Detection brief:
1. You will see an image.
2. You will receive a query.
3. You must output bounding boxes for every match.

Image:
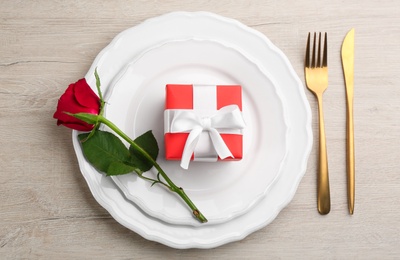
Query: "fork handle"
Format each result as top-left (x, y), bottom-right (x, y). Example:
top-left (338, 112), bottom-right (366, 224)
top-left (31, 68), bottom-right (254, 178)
top-left (317, 95), bottom-right (331, 215)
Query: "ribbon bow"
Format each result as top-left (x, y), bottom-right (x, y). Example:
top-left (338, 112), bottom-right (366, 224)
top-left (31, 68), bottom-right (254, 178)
top-left (170, 105), bottom-right (246, 169)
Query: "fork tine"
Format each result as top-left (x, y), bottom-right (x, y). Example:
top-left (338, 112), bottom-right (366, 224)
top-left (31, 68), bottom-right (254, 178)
top-left (323, 32), bottom-right (328, 67)
top-left (311, 32), bottom-right (316, 68)
top-left (317, 32), bottom-right (322, 67)
top-left (305, 32), bottom-right (310, 67)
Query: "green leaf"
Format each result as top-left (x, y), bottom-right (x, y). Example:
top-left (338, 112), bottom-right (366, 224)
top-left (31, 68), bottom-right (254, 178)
top-left (79, 130), bottom-right (135, 176)
top-left (107, 161), bottom-right (137, 175)
top-left (129, 130), bottom-right (159, 172)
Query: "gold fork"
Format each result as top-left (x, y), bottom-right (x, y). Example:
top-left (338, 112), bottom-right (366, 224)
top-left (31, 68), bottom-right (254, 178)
top-left (305, 32), bottom-right (330, 215)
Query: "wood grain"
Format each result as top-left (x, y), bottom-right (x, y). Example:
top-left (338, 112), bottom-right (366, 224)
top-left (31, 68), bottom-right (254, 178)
top-left (1, 0), bottom-right (399, 258)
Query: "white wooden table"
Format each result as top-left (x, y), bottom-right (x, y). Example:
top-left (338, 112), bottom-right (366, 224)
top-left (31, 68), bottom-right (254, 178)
top-left (1, 1), bottom-right (399, 258)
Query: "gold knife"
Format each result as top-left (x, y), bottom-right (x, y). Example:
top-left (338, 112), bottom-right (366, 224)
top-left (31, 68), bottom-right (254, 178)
top-left (341, 28), bottom-right (355, 215)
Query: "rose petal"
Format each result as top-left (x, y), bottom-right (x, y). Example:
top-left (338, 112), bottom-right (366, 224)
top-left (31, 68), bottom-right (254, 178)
top-left (58, 120), bottom-right (94, 131)
top-left (54, 95), bottom-right (85, 121)
top-left (74, 78), bottom-right (101, 110)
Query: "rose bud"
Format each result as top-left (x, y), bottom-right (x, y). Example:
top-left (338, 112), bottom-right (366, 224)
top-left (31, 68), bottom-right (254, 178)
top-left (53, 78), bottom-right (101, 131)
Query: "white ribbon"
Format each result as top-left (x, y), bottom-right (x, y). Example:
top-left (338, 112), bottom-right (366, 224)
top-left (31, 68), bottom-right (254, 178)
top-left (168, 104), bottom-right (246, 169)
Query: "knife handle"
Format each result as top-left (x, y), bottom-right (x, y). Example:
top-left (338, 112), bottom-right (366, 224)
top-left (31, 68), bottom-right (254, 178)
top-left (317, 95), bottom-right (331, 215)
top-left (346, 94), bottom-right (355, 214)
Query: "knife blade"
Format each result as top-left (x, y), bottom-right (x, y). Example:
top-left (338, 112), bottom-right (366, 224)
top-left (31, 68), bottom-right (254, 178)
top-left (341, 28), bottom-right (355, 215)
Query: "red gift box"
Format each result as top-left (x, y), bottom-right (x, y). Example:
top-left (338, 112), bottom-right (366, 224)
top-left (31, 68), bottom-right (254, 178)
top-left (164, 84), bottom-right (245, 169)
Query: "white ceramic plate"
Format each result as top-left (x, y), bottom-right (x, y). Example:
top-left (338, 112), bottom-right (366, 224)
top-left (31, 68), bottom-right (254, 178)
top-left (105, 38), bottom-right (289, 226)
top-left (73, 12), bottom-right (312, 249)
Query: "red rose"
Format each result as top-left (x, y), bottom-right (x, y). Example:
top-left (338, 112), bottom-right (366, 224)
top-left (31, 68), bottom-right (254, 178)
top-left (53, 78), bottom-right (101, 131)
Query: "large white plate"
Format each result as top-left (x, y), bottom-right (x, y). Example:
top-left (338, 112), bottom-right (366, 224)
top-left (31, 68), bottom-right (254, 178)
top-left (105, 38), bottom-right (289, 226)
top-left (73, 12), bottom-right (312, 249)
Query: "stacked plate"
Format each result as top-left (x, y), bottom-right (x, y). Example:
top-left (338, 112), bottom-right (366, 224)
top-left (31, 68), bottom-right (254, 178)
top-left (72, 12), bottom-right (312, 249)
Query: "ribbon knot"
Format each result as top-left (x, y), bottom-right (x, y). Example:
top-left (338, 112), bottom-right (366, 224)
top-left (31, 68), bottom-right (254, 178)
top-left (200, 117), bottom-right (212, 130)
top-left (169, 105), bottom-right (246, 169)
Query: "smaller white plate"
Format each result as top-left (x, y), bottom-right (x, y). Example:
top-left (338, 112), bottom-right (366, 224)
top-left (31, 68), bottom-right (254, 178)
top-left (104, 39), bottom-right (290, 226)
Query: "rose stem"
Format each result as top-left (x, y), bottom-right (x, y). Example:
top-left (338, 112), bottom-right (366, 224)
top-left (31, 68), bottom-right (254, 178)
top-left (98, 115), bottom-right (208, 223)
